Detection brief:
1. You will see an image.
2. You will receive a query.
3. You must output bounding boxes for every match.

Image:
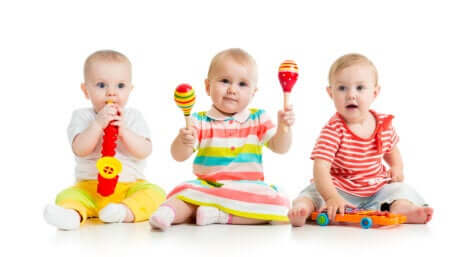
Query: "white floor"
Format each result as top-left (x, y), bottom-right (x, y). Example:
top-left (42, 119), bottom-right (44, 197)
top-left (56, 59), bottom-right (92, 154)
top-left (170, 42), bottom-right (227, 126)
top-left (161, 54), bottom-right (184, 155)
top-left (20, 214), bottom-right (460, 257)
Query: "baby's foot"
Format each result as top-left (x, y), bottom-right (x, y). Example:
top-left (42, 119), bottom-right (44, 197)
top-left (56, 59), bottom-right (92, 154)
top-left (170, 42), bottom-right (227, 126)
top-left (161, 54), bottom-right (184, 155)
top-left (99, 203), bottom-right (134, 223)
top-left (149, 205), bottom-right (175, 231)
top-left (403, 206), bottom-right (434, 224)
top-left (44, 204), bottom-right (81, 230)
top-left (288, 205), bottom-right (310, 227)
top-left (196, 206), bottom-right (231, 226)
top-left (392, 201), bottom-right (434, 224)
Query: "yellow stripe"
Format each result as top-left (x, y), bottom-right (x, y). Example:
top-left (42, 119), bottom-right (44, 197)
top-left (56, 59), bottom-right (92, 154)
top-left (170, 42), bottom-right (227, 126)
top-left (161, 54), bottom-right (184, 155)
top-left (279, 67), bottom-right (298, 72)
top-left (197, 144), bottom-right (262, 157)
top-left (177, 195), bottom-right (289, 221)
top-left (174, 90), bottom-right (195, 98)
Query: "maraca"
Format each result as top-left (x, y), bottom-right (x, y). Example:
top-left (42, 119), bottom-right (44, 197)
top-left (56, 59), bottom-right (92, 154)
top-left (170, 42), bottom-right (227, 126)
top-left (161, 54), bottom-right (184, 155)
top-left (278, 60), bottom-right (298, 132)
top-left (96, 101), bottom-right (122, 197)
top-left (174, 84), bottom-right (196, 128)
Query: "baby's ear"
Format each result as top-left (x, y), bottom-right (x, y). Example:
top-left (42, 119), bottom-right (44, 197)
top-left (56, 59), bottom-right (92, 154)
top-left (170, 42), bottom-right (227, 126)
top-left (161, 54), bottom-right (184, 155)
top-left (204, 79), bottom-right (210, 95)
top-left (252, 87), bottom-right (258, 97)
top-left (80, 83), bottom-right (89, 99)
top-left (326, 86), bottom-right (333, 99)
top-left (374, 84), bottom-right (381, 98)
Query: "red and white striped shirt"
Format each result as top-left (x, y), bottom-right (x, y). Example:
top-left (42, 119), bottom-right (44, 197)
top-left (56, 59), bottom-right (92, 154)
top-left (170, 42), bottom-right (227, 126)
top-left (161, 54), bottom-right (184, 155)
top-left (311, 110), bottom-right (399, 197)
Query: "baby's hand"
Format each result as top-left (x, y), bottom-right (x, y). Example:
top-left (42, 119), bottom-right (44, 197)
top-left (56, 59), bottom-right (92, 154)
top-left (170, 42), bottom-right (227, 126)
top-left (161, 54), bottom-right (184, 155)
top-left (319, 196), bottom-right (356, 221)
top-left (110, 106), bottom-right (126, 135)
top-left (390, 167), bottom-right (404, 182)
top-left (278, 105), bottom-right (295, 128)
top-left (95, 104), bottom-right (119, 129)
top-left (178, 127), bottom-right (197, 148)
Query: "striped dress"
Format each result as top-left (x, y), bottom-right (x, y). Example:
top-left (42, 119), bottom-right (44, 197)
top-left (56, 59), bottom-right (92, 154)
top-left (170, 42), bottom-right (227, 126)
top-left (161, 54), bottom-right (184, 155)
top-left (168, 107), bottom-right (290, 221)
top-left (311, 110), bottom-right (399, 197)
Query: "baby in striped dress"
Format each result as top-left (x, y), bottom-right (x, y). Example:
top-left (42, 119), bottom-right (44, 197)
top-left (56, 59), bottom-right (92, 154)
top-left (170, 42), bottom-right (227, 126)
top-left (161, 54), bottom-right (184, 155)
top-left (150, 48), bottom-right (295, 230)
top-left (288, 53), bottom-right (433, 226)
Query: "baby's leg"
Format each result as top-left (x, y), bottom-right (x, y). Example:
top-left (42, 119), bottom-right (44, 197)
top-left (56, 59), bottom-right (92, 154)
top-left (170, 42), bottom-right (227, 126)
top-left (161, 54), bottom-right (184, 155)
top-left (150, 197), bottom-right (197, 230)
top-left (371, 182), bottom-right (433, 224)
top-left (100, 182), bottom-right (166, 223)
top-left (44, 204), bottom-right (82, 230)
top-left (196, 206), bottom-right (268, 225)
top-left (288, 196), bottom-right (315, 227)
top-left (99, 203), bottom-right (134, 223)
top-left (390, 199), bottom-right (433, 224)
top-left (45, 186), bottom-right (97, 230)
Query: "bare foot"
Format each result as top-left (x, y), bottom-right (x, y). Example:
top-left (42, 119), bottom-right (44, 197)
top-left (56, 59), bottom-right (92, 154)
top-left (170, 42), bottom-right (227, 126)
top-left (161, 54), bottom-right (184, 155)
top-left (391, 200), bottom-right (434, 224)
top-left (288, 198), bottom-right (314, 227)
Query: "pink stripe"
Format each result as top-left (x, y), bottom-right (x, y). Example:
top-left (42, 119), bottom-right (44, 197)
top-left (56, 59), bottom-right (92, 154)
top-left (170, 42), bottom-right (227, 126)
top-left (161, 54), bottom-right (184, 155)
top-left (168, 184), bottom-right (290, 207)
top-left (198, 121), bottom-right (274, 140)
top-left (197, 171), bottom-right (264, 181)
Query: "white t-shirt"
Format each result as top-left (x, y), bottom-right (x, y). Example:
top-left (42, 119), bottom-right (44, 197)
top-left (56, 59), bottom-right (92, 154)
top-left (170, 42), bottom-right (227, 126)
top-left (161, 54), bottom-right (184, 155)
top-left (67, 108), bottom-right (151, 182)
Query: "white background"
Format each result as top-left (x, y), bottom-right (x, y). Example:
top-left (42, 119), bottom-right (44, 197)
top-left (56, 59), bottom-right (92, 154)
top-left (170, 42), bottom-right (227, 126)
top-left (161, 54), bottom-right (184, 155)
top-left (1, 0), bottom-right (468, 256)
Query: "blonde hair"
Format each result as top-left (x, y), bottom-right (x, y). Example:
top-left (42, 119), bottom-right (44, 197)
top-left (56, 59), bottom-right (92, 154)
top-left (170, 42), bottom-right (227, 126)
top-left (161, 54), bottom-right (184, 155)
top-left (207, 48), bottom-right (257, 80)
top-left (84, 50), bottom-right (132, 80)
top-left (328, 53), bottom-right (378, 86)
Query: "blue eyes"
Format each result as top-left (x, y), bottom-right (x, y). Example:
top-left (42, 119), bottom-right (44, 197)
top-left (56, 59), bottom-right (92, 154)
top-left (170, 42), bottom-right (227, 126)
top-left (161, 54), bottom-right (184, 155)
top-left (219, 79), bottom-right (248, 87)
top-left (338, 85), bottom-right (365, 91)
top-left (95, 82), bottom-right (126, 89)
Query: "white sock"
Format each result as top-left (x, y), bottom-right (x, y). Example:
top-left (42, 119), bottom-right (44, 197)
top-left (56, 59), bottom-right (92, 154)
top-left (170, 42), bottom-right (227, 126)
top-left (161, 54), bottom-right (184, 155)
top-left (196, 206), bottom-right (232, 226)
top-left (99, 203), bottom-right (130, 223)
top-left (149, 205), bottom-right (175, 231)
top-left (44, 204), bottom-right (81, 230)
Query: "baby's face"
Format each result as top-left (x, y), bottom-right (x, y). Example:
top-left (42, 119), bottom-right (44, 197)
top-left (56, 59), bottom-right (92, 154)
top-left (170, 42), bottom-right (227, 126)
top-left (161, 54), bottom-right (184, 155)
top-left (205, 58), bottom-right (257, 115)
top-left (82, 60), bottom-right (133, 112)
top-left (328, 63), bottom-right (379, 123)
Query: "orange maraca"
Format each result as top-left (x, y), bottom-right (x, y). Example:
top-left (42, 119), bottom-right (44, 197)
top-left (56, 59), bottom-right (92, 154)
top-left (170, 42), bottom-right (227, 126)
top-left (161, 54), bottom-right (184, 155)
top-left (174, 84), bottom-right (196, 128)
top-left (278, 60), bottom-right (298, 132)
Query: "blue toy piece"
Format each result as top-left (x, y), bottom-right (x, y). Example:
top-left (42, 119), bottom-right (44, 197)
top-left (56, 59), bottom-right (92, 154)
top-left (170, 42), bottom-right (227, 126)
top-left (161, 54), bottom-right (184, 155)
top-left (316, 213), bottom-right (330, 226)
top-left (360, 217), bottom-right (373, 229)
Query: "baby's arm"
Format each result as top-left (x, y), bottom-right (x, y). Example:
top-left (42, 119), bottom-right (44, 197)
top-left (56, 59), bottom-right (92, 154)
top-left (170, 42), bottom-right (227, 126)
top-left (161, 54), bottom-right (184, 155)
top-left (314, 159), bottom-right (356, 220)
top-left (267, 106), bottom-right (294, 153)
top-left (383, 146), bottom-right (404, 182)
top-left (72, 121), bottom-right (103, 157)
top-left (118, 128), bottom-right (152, 160)
top-left (171, 128), bottom-right (197, 162)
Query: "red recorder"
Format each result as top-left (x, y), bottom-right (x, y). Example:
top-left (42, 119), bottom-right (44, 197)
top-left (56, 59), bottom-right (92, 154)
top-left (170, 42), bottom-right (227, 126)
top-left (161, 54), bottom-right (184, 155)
top-left (96, 104), bottom-right (122, 197)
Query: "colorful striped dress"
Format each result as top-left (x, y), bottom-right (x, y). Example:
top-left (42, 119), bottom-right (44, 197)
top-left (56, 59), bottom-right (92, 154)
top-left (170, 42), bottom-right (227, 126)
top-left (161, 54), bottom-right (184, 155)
top-left (311, 110), bottom-right (399, 197)
top-left (168, 107), bottom-right (290, 221)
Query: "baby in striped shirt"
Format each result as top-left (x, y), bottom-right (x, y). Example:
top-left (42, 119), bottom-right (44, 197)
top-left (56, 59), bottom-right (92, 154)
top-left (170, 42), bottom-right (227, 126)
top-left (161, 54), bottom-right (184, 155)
top-left (150, 48), bottom-right (295, 230)
top-left (288, 53), bottom-right (433, 226)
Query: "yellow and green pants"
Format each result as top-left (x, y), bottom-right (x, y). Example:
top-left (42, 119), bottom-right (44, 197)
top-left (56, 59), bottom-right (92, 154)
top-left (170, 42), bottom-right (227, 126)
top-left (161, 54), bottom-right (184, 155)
top-left (55, 180), bottom-right (166, 223)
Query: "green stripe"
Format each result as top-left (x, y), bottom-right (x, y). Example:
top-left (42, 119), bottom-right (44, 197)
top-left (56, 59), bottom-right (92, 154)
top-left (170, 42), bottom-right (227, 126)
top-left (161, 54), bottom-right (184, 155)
top-left (177, 195), bottom-right (288, 221)
top-left (126, 182), bottom-right (166, 198)
top-left (174, 92), bottom-right (194, 99)
top-left (197, 144), bottom-right (263, 158)
top-left (55, 187), bottom-right (97, 210)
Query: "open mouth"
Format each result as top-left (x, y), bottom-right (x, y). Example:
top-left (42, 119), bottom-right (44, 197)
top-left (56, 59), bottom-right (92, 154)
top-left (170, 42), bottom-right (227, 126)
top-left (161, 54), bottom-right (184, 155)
top-left (346, 104), bottom-right (358, 109)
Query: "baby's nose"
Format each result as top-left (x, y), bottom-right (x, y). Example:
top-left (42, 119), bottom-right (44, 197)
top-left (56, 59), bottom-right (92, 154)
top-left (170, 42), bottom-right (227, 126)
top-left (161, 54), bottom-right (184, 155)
top-left (106, 86), bottom-right (117, 96)
top-left (227, 84), bottom-right (237, 94)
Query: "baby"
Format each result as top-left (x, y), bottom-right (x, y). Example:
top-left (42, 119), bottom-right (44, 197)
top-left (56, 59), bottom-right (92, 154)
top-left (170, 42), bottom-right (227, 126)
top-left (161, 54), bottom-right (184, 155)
top-left (150, 48), bottom-right (295, 230)
top-left (288, 53), bottom-right (433, 226)
top-left (44, 50), bottom-right (165, 230)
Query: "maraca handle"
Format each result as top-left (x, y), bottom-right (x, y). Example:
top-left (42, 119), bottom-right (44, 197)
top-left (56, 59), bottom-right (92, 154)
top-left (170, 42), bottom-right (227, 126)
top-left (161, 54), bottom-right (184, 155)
top-left (184, 115), bottom-right (191, 129)
top-left (281, 93), bottom-right (290, 133)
